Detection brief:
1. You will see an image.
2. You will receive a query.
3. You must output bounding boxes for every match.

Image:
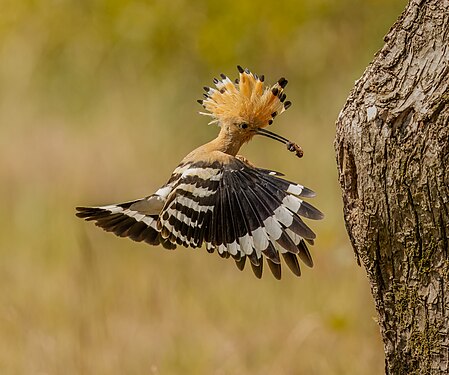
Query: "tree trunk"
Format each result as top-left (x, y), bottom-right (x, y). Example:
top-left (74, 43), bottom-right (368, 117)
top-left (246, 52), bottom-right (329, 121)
top-left (335, 0), bottom-right (449, 374)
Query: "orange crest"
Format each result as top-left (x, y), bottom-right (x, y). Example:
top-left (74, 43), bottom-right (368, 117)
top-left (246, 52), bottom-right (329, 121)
top-left (198, 66), bottom-right (292, 128)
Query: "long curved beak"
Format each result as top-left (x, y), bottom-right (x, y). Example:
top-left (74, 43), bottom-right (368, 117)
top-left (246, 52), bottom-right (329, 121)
top-left (255, 128), bottom-right (303, 158)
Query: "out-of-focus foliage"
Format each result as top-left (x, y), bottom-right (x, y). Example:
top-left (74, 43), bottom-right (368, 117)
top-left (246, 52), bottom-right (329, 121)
top-left (0, 0), bottom-right (406, 374)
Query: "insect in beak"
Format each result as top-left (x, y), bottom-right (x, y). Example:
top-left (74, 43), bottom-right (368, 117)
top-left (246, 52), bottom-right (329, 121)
top-left (255, 128), bottom-right (304, 158)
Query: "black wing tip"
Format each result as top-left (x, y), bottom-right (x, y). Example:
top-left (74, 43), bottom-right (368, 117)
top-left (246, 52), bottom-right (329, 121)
top-left (282, 253), bottom-right (302, 277)
top-left (235, 256), bottom-right (246, 271)
top-left (235, 255), bottom-right (287, 280)
top-left (301, 254), bottom-right (314, 268)
top-left (75, 206), bottom-right (105, 219)
top-left (297, 240), bottom-right (314, 268)
top-left (161, 240), bottom-right (177, 250)
top-left (250, 261), bottom-right (263, 279)
top-left (299, 201), bottom-right (325, 221)
top-left (305, 259), bottom-right (314, 268)
top-left (300, 187), bottom-right (317, 198)
top-left (76, 206), bottom-right (92, 213)
top-left (267, 259), bottom-right (282, 280)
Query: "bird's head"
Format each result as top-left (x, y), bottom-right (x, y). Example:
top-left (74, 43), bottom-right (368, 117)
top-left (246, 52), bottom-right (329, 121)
top-left (198, 66), bottom-right (302, 157)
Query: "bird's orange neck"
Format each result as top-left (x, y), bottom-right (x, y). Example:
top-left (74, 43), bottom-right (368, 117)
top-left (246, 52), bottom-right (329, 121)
top-left (207, 127), bottom-right (245, 156)
top-left (181, 124), bottom-right (252, 165)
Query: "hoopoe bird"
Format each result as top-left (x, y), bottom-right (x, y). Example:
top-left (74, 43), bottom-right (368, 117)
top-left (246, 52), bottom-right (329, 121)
top-left (76, 66), bottom-right (323, 279)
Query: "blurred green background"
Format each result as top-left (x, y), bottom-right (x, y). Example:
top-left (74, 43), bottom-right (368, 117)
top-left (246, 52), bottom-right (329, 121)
top-left (0, 0), bottom-right (406, 374)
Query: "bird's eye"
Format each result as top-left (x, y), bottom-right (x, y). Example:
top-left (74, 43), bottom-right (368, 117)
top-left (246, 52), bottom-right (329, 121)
top-left (240, 123), bottom-right (248, 129)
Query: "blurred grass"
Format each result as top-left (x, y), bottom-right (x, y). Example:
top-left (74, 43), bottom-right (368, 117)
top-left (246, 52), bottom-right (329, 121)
top-left (0, 0), bottom-right (406, 374)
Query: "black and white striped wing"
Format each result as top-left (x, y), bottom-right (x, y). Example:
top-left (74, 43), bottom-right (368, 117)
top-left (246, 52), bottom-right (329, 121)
top-left (76, 187), bottom-right (177, 250)
top-left (157, 159), bottom-right (323, 279)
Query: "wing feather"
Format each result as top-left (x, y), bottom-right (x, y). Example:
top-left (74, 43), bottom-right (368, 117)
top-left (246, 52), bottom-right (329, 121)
top-left (250, 260), bottom-right (263, 279)
top-left (78, 158), bottom-right (322, 279)
top-left (267, 258), bottom-right (282, 280)
top-left (282, 252), bottom-right (301, 277)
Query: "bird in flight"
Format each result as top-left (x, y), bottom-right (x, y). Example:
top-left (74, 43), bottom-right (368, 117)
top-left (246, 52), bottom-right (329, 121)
top-left (76, 66), bottom-right (323, 279)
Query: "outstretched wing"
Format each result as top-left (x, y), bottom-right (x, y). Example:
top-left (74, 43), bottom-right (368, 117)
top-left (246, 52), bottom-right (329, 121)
top-left (157, 158), bottom-right (323, 279)
top-left (76, 188), bottom-right (176, 249)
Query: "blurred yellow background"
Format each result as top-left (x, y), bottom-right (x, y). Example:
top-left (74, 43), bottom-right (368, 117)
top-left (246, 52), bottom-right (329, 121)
top-left (0, 1), bottom-right (406, 374)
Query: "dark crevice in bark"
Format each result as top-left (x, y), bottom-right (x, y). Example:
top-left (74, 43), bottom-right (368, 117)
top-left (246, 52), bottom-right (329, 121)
top-left (406, 186), bottom-right (423, 261)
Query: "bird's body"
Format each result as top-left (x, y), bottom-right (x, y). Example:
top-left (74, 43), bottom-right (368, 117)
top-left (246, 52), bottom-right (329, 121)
top-left (76, 66), bottom-right (323, 279)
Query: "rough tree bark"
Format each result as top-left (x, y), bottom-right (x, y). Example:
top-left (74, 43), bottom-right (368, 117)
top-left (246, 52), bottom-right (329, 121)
top-left (335, 0), bottom-right (449, 374)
